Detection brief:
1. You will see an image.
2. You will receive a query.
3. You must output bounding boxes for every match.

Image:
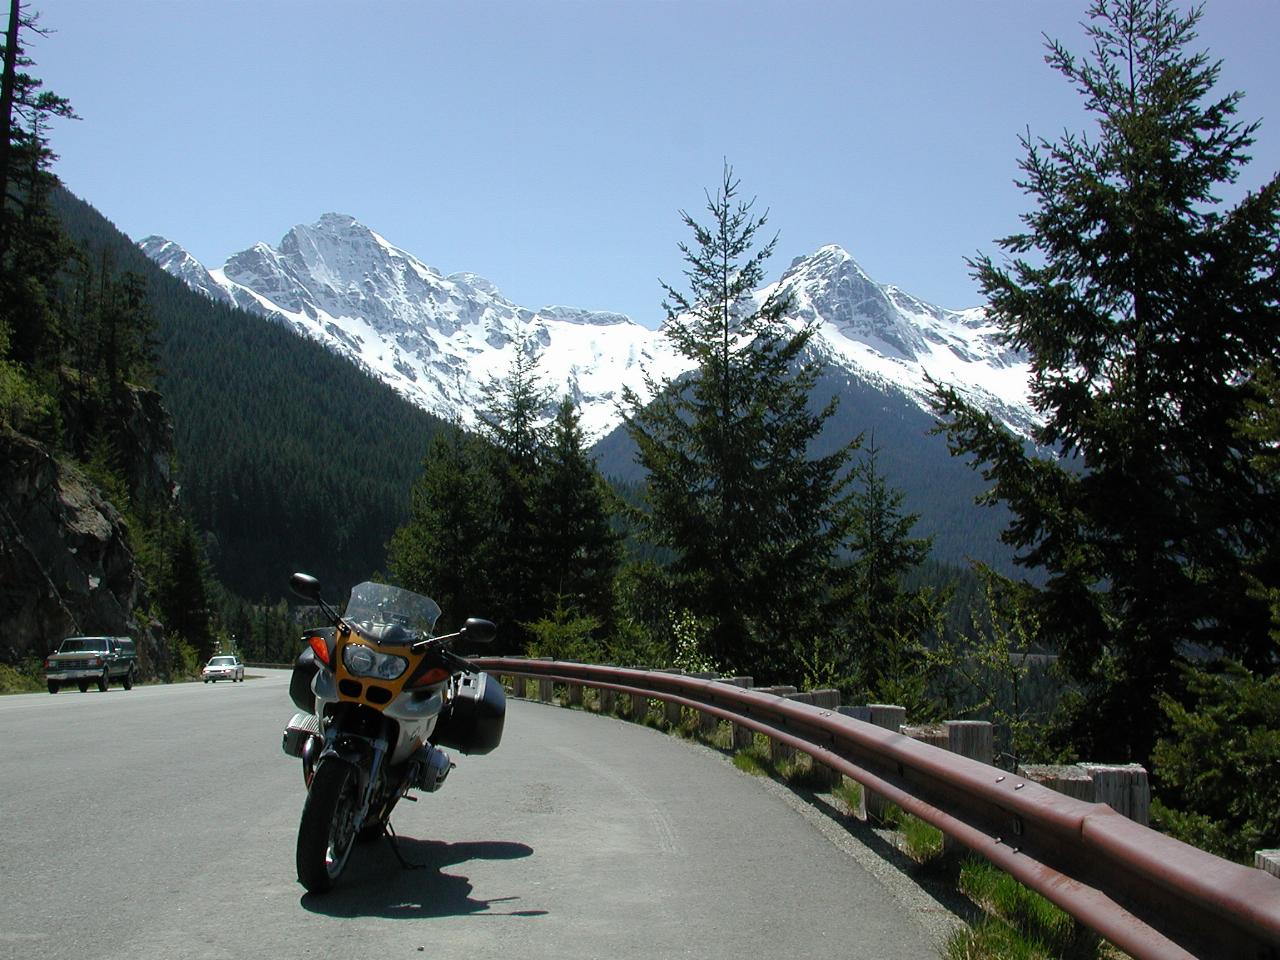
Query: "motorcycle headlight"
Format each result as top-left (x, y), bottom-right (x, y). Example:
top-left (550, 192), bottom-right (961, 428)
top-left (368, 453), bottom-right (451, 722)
top-left (342, 644), bottom-right (407, 681)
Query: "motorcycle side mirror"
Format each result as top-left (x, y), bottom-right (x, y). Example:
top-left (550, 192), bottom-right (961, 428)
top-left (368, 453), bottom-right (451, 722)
top-left (460, 618), bottom-right (496, 644)
top-left (289, 573), bottom-right (322, 603)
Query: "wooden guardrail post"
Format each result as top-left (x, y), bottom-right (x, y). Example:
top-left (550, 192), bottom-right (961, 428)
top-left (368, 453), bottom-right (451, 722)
top-left (1080, 763), bottom-right (1150, 826)
top-left (901, 721), bottom-right (993, 848)
top-left (901, 723), bottom-right (947, 748)
top-left (945, 720), bottom-right (994, 765)
top-left (705, 676), bottom-right (751, 739)
top-left (621, 684), bottom-right (648, 721)
top-left (837, 706), bottom-right (871, 818)
top-left (942, 720), bottom-right (993, 850)
top-left (567, 680), bottom-right (583, 707)
top-left (1019, 762), bottom-right (1150, 825)
top-left (661, 669), bottom-right (684, 727)
top-left (732, 718), bottom-right (754, 751)
top-left (1257, 851), bottom-right (1280, 879)
top-left (681, 671), bottom-right (716, 733)
top-left (1017, 764), bottom-right (1094, 801)
top-left (770, 689), bottom-right (840, 778)
top-left (532, 658), bottom-right (554, 704)
top-left (746, 686), bottom-right (795, 762)
top-left (773, 691), bottom-right (815, 764)
top-left (861, 704), bottom-right (906, 822)
top-left (498, 656), bottom-right (526, 697)
top-left (805, 689), bottom-right (842, 787)
top-left (650, 670), bottom-right (680, 727)
top-left (713, 676), bottom-right (754, 749)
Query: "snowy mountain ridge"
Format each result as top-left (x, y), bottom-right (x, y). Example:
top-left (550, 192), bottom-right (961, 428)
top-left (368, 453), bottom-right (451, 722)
top-left (139, 213), bottom-right (1036, 443)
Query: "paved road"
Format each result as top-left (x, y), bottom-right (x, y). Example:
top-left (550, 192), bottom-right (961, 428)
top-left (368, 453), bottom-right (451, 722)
top-left (0, 670), bottom-right (941, 959)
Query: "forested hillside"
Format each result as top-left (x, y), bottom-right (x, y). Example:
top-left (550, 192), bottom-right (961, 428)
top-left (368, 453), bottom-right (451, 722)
top-left (594, 362), bottom-right (1021, 573)
top-left (50, 188), bottom-right (450, 599)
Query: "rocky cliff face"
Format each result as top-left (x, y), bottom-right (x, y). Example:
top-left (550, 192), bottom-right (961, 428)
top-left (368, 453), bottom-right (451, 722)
top-left (0, 385), bottom-right (174, 667)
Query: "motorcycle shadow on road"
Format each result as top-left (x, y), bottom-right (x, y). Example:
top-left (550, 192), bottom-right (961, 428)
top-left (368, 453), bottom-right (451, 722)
top-left (299, 837), bottom-right (547, 920)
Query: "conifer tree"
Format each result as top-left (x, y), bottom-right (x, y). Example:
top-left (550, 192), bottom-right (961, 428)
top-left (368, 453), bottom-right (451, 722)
top-left (0, 0), bottom-right (74, 366)
top-left (387, 425), bottom-right (499, 632)
top-left (843, 439), bottom-right (934, 698)
top-left (1236, 364), bottom-right (1280, 646)
top-left (476, 338), bottom-right (553, 647)
top-left (159, 521), bottom-right (214, 662)
top-left (623, 164), bottom-right (861, 682)
top-left (530, 396), bottom-right (622, 635)
top-left (933, 0), bottom-right (1280, 762)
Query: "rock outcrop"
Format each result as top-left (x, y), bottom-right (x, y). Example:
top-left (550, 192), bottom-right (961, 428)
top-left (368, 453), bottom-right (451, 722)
top-left (0, 385), bottom-right (174, 667)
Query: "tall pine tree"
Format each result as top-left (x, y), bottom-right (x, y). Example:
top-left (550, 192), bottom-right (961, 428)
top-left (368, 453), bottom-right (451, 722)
top-left (0, 0), bottom-right (74, 368)
top-left (843, 439), bottom-right (934, 700)
top-left (623, 164), bottom-right (861, 682)
top-left (387, 424), bottom-right (499, 633)
top-left (934, 0), bottom-right (1280, 763)
top-left (530, 396), bottom-right (622, 636)
top-left (476, 338), bottom-right (552, 648)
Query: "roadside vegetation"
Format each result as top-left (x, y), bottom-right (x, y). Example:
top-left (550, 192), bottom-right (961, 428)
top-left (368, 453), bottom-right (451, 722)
top-left (0, 658), bottom-right (42, 694)
top-left (946, 859), bottom-right (1125, 960)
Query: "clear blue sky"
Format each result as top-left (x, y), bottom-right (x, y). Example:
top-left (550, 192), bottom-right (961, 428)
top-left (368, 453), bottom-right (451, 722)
top-left (32, 0), bottom-right (1280, 327)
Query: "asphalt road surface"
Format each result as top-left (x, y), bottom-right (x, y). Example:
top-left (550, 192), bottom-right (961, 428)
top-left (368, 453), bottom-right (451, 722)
top-left (0, 669), bottom-right (942, 959)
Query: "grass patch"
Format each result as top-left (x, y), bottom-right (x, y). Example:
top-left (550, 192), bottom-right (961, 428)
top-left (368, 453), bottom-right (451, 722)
top-left (899, 813), bottom-right (946, 864)
top-left (704, 720), bottom-right (733, 750)
top-left (947, 916), bottom-right (1057, 960)
top-left (833, 779), bottom-right (862, 815)
top-left (729, 736), bottom-right (835, 788)
top-left (949, 859), bottom-right (1119, 960)
top-left (777, 752), bottom-right (834, 788)
top-left (960, 859), bottom-right (1076, 944)
top-left (877, 801), bottom-right (905, 828)
top-left (872, 803), bottom-right (946, 864)
top-left (0, 659), bottom-right (44, 694)
top-left (733, 749), bottom-right (769, 776)
top-left (639, 702), bottom-right (669, 729)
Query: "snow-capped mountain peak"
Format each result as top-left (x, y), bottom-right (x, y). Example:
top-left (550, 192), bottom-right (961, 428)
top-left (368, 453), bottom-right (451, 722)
top-left (764, 245), bottom-right (1033, 435)
top-left (141, 214), bottom-right (1035, 443)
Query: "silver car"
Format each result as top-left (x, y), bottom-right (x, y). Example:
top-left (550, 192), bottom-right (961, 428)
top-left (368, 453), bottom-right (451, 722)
top-left (201, 656), bottom-right (245, 683)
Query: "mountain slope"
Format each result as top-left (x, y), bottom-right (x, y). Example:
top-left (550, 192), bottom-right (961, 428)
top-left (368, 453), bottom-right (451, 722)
top-left (54, 191), bottom-right (450, 599)
top-left (140, 214), bottom-right (1035, 444)
top-left (142, 213), bottom-right (1037, 571)
top-left (141, 215), bottom-right (688, 441)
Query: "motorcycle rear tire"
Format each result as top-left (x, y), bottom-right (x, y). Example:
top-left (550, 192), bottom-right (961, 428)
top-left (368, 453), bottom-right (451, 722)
top-left (296, 759), bottom-right (360, 894)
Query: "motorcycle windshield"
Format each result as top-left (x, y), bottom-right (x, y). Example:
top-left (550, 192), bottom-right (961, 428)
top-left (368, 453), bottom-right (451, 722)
top-left (343, 582), bottom-right (442, 644)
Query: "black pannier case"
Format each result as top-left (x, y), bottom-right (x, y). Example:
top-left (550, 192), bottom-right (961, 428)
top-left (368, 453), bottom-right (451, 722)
top-left (289, 628), bottom-right (335, 713)
top-left (432, 671), bottom-right (506, 755)
top-left (289, 647), bottom-right (319, 713)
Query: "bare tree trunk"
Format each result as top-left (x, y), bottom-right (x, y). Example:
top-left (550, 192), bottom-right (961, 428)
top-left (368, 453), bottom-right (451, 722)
top-left (0, 0), bottom-right (22, 257)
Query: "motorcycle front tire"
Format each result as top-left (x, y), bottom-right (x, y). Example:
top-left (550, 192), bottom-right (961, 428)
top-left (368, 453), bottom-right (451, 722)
top-left (296, 759), bottom-right (361, 894)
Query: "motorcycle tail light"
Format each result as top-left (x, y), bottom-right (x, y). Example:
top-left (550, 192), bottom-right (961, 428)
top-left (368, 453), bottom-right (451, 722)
top-left (409, 666), bottom-right (450, 689)
top-left (308, 633), bottom-right (331, 666)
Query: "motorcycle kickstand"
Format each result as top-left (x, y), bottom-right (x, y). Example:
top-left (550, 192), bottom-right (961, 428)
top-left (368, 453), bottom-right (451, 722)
top-left (383, 820), bottom-right (428, 872)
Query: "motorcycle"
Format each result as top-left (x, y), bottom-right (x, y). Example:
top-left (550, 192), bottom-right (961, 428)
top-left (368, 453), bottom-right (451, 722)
top-left (281, 573), bottom-right (505, 893)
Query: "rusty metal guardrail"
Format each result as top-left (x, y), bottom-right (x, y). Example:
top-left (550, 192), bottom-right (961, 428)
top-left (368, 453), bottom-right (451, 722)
top-left (471, 656), bottom-right (1280, 960)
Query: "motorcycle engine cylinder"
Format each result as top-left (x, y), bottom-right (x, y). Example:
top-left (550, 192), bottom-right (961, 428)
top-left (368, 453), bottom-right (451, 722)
top-left (410, 744), bottom-right (452, 793)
